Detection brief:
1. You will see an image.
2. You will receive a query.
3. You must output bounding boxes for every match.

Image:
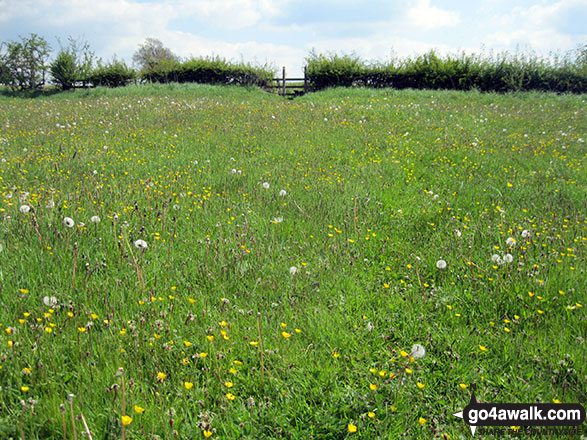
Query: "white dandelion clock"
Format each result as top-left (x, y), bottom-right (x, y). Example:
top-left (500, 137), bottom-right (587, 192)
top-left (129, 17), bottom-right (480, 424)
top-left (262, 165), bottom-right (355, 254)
top-left (521, 229), bottom-right (530, 239)
top-left (491, 254), bottom-right (501, 262)
top-left (43, 296), bottom-right (57, 307)
top-left (503, 254), bottom-right (514, 264)
top-left (19, 205), bottom-right (31, 214)
top-left (272, 217), bottom-right (283, 224)
top-left (262, 182), bottom-right (270, 189)
top-left (411, 344), bottom-right (426, 359)
top-left (63, 217), bottom-right (75, 228)
top-left (279, 190), bottom-right (287, 196)
top-left (289, 266), bottom-right (298, 276)
top-left (134, 239), bottom-right (148, 249)
top-left (46, 200), bottom-right (55, 209)
top-left (90, 216), bottom-right (101, 224)
top-left (436, 259), bottom-right (447, 270)
top-left (506, 237), bottom-right (517, 247)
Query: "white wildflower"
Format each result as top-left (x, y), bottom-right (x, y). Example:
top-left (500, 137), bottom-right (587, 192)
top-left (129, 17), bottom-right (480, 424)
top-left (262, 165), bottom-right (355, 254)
top-left (491, 254), bottom-right (501, 262)
top-left (63, 217), bottom-right (75, 228)
top-left (436, 259), bottom-right (447, 270)
top-left (521, 229), bottom-right (530, 239)
top-left (43, 296), bottom-right (57, 307)
top-left (411, 344), bottom-right (426, 359)
top-left (506, 237), bottom-right (517, 247)
top-left (46, 200), bottom-right (55, 209)
top-left (19, 205), bottom-right (31, 214)
top-left (279, 190), bottom-right (287, 196)
top-left (503, 254), bottom-right (514, 263)
top-left (289, 266), bottom-right (298, 276)
top-left (262, 182), bottom-right (270, 189)
top-left (134, 239), bottom-right (148, 249)
top-left (90, 216), bottom-right (101, 224)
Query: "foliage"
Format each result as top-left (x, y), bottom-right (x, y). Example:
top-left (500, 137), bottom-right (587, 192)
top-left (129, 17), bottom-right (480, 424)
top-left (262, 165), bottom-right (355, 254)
top-left (141, 55), bottom-right (274, 87)
top-left (50, 38), bottom-right (95, 90)
top-left (0, 85), bottom-right (585, 438)
top-left (50, 50), bottom-right (77, 90)
top-left (90, 58), bottom-right (136, 87)
top-left (0, 34), bottom-right (51, 90)
top-left (306, 49), bottom-right (587, 93)
top-left (132, 37), bottom-right (179, 73)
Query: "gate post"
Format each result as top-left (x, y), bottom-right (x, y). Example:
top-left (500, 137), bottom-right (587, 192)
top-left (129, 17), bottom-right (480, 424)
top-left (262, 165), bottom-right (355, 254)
top-left (282, 66), bottom-right (286, 97)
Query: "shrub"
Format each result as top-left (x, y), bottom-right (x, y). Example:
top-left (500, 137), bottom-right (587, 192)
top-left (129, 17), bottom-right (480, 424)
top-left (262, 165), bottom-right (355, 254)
top-left (305, 51), bottom-right (363, 90)
top-left (90, 59), bottom-right (135, 88)
top-left (50, 50), bottom-right (77, 90)
top-left (141, 56), bottom-right (273, 87)
top-left (305, 49), bottom-right (587, 94)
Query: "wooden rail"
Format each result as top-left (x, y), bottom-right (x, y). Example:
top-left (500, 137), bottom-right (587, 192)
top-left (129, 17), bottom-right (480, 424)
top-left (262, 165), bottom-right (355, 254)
top-left (267, 67), bottom-right (308, 97)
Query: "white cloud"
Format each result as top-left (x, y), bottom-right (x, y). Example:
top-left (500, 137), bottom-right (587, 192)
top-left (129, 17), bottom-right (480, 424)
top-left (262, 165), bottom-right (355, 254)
top-left (405, 0), bottom-right (460, 30)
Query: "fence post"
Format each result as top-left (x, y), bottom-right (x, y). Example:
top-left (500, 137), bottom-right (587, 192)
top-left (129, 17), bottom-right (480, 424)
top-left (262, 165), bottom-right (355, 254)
top-left (304, 66), bottom-right (308, 94)
top-left (282, 66), bottom-right (286, 97)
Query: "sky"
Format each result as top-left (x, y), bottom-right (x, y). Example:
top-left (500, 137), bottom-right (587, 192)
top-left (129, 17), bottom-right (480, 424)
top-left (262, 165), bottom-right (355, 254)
top-left (0, 0), bottom-right (585, 76)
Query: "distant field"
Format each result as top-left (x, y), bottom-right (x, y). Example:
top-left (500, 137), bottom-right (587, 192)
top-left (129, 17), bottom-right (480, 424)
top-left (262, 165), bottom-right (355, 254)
top-left (0, 84), bottom-right (585, 439)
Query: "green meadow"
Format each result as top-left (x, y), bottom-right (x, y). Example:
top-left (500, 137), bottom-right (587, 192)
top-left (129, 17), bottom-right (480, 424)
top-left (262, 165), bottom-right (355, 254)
top-left (0, 84), bottom-right (585, 439)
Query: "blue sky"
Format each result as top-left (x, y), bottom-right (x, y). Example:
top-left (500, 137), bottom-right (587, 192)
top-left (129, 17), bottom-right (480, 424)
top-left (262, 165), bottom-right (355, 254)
top-left (1, 0), bottom-right (585, 76)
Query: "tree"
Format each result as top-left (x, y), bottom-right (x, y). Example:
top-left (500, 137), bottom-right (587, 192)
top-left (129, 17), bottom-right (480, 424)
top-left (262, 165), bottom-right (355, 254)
top-left (0, 34), bottom-right (50, 90)
top-left (50, 37), bottom-right (95, 90)
top-left (132, 38), bottom-right (178, 72)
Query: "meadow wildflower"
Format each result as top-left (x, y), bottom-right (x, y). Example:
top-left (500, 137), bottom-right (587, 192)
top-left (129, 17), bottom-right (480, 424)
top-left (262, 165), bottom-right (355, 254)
top-left (262, 182), bottom-right (270, 189)
top-left (521, 229), bottom-right (530, 238)
top-left (289, 266), bottom-right (298, 276)
top-left (46, 200), bottom-right (55, 208)
top-left (90, 216), bottom-right (101, 224)
top-left (504, 254), bottom-right (514, 263)
top-left (436, 259), bottom-right (447, 269)
top-left (410, 344), bottom-right (426, 359)
top-left (279, 189), bottom-right (287, 196)
top-left (506, 237), bottom-right (517, 247)
top-left (19, 205), bottom-right (30, 214)
top-left (63, 217), bottom-right (75, 228)
top-left (134, 239), bottom-right (148, 249)
top-left (43, 296), bottom-right (57, 307)
top-left (121, 415), bottom-right (132, 426)
top-left (184, 381), bottom-right (194, 390)
top-left (348, 423), bottom-right (358, 433)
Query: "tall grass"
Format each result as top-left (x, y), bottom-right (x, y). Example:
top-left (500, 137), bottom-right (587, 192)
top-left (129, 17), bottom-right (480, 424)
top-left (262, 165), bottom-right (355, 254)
top-left (0, 84), bottom-right (585, 439)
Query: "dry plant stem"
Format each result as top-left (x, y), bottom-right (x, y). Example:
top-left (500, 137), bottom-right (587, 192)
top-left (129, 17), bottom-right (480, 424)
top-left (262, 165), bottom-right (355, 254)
top-left (256, 317), bottom-right (265, 391)
top-left (62, 411), bottom-right (67, 440)
top-left (70, 401), bottom-right (77, 440)
top-left (121, 373), bottom-right (126, 440)
top-left (19, 407), bottom-right (24, 440)
top-left (72, 246), bottom-right (79, 290)
top-left (80, 414), bottom-right (93, 440)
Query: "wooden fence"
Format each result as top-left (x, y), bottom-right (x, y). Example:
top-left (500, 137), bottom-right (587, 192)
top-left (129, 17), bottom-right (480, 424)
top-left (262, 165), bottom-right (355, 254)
top-left (268, 67), bottom-right (308, 97)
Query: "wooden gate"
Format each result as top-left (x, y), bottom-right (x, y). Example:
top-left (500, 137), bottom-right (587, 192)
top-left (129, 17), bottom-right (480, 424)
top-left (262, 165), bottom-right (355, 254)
top-left (268, 67), bottom-right (308, 98)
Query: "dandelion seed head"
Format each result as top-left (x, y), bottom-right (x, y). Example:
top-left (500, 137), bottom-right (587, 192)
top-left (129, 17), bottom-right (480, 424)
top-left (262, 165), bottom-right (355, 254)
top-left (506, 237), bottom-right (517, 247)
top-left (504, 253), bottom-right (514, 263)
top-left (90, 216), bottom-right (101, 224)
top-left (279, 190), bottom-right (287, 196)
top-left (63, 217), bottom-right (75, 228)
top-left (436, 259), bottom-right (447, 270)
top-left (262, 182), bottom-right (270, 189)
top-left (134, 239), bottom-right (148, 249)
top-left (410, 344), bottom-right (426, 359)
top-left (289, 266), bottom-right (298, 276)
top-left (19, 205), bottom-right (31, 214)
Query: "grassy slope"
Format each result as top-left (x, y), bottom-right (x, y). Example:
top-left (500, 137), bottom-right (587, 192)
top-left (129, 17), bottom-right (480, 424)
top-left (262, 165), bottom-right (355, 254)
top-left (0, 84), bottom-right (585, 439)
